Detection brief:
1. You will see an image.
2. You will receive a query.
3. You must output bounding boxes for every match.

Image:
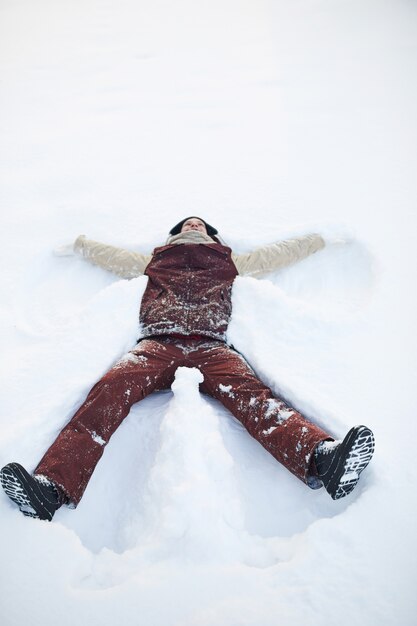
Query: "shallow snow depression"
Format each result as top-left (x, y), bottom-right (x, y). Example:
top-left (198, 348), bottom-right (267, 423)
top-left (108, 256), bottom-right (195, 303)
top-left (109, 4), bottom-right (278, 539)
top-left (0, 243), bottom-right (406, 626)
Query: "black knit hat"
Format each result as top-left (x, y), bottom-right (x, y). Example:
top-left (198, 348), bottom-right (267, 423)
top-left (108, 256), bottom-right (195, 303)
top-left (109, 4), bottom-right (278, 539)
top-left (169, 216), bottom-right (218, 238)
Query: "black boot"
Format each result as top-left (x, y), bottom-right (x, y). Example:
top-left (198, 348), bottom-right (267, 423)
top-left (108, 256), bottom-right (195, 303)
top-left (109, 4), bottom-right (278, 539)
top-left (314, 425), bottom-right (375, 500)
top-left (0, 462), bottom-right (65, 521)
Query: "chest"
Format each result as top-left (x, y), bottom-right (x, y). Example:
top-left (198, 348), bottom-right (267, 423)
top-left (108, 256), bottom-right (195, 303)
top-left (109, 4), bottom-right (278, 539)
top-left (146, 244), bottom-right (238, 284)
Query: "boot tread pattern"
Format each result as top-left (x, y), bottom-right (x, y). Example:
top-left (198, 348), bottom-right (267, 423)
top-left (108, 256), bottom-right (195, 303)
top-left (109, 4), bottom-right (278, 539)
top-left (0, 463), bottom-right (55, 520)
top-left (330, 427), bottom-right (375, 500)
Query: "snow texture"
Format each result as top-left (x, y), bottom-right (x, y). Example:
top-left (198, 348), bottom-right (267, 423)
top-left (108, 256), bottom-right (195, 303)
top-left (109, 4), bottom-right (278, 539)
top-left (1, 0), bottom-right (417, 625)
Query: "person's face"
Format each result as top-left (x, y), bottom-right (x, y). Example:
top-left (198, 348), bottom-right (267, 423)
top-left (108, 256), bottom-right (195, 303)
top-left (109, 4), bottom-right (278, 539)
top-left (181, 218), bottom-right (207, 234)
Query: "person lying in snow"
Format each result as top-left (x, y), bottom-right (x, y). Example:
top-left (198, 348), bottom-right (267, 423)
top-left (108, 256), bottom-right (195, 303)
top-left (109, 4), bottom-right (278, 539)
top-left (0, 217), bottom-right (375, 521)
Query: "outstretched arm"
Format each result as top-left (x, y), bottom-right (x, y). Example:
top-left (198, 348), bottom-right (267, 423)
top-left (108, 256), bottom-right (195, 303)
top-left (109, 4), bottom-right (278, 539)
top-left (57, 236), bottom-right (152, 278)
top-left (232, 233), bottom-right (325, 277)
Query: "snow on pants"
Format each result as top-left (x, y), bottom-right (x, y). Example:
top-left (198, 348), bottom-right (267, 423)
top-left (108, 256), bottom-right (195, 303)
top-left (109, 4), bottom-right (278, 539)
top-left (35, 337), bottom-right (331, 504)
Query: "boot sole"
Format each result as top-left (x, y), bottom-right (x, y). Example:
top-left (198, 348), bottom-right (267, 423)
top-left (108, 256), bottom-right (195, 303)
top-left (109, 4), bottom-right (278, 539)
top-left (0, 463), bottom-right (55, 521)
top-left (324, 426), bottom-right (375, 500)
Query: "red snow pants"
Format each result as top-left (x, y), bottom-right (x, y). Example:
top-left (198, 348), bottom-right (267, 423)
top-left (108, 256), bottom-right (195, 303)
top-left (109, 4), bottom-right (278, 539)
top-left (35, 337), bottom-right (331, 504)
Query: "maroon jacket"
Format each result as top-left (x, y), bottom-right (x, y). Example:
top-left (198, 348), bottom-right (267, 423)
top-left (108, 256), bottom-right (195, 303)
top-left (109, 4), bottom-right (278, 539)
top-left (140, 243), bottom-right (238, 341)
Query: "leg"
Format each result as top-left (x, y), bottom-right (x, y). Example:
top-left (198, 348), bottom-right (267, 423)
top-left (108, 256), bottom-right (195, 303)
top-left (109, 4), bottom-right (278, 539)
top-left (192, 343), bottom-right (331, 486)
top-left (34, 339), bottom-right (181, 504)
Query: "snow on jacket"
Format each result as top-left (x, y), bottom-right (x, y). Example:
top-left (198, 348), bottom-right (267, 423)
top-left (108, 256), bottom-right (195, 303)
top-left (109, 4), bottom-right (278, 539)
top-left (73, 232), bottom-right (325, 341)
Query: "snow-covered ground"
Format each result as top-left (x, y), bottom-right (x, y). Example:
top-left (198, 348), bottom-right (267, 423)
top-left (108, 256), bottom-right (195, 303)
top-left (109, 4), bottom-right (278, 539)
top-left (1, 0), bottom-right (416, 624)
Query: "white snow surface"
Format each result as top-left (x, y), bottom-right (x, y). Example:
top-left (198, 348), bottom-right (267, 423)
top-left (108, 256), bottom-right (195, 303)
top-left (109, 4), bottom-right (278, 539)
top-left (1, 0), bottom-right (416, 624)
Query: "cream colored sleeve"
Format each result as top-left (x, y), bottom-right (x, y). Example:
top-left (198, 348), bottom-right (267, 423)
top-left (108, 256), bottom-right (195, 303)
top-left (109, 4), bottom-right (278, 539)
top-left (232, 234), bottom-right (325, 277)
top-left (73, 235), bottom-right (152, 279)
